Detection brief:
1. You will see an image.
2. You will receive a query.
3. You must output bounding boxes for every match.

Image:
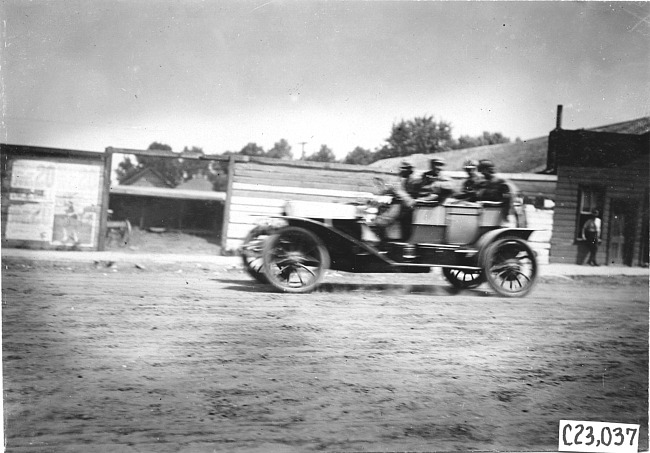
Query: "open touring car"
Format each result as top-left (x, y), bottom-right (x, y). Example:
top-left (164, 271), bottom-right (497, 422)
top-left (240, 191), bottom-right (538, 297)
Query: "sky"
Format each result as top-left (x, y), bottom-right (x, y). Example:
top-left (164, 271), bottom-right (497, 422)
top-left (2, 1), bottom-right (649, 159)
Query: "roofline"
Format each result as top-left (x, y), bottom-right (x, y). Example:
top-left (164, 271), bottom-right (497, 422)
top-left (120, 167), bottom-right (176, 187)
top-left (1, 143), bottom-right (104, 159)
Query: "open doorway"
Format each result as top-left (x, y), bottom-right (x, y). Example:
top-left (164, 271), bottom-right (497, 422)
top-left (104, 147), bottom-right (230, 254)
top-left (607, 199), bottom-right (636, 266)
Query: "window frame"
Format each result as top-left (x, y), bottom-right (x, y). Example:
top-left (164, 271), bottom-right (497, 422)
top-left (575, 185), bottom-right (604, 240)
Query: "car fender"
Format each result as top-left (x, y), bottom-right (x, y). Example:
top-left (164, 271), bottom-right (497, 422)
top-left (268, 215), bottom-right (395, 271)
top-left (475, 228), bottom-right (536, 265)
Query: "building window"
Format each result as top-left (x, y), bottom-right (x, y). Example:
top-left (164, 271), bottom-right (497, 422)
top-left (576, 185), bottom-right (604, 239)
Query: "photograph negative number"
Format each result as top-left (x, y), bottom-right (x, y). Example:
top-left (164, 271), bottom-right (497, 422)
top-left (559, 420), bottom-right (639, 453)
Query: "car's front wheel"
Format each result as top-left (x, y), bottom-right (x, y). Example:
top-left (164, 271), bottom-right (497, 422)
top-left (481, 236), bottom-right (537, 297)
top-left (262, 226), bottom-right (330, 293)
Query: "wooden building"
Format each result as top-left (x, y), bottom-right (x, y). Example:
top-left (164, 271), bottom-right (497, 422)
top-left (548, 125), bottom-right (649, 266)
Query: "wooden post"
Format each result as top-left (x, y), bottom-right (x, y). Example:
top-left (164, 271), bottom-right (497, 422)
top-left (220, 154), bottom-right (237, 252)
top-left (98, 148), bottom-right (114, 251)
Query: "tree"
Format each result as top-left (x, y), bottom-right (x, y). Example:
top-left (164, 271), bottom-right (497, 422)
top-left (179, 147), bottom-right (210, 181)
top-left (381, 116), bottom-right (453, 159)
top-left (372, 144), bottom-right (395, 162)
top-left (133, 142), bottom-right (184, 186)
top-left (239, 142), bottom-right (265, 156)
top-left (208, 160), bottom-right (229, 192)
top-left (116, 142), bottom-right (180, 185)
top-left (149, 141), bottom-right (172, 152)
top-left (453, 131), bottom-right (511, 149)
top-left (343, 146), bottom-right (375, 165)
top-left (266, 139), bottom-right (293, 160)
top-left (454, 135), bottom-right (483, 149)
top-left (115, 155), bottom-right (138, 182)
top-left (477, 131), bottom-right (509, 146)
top-left (305, 145), bottom-right (337, 163)
top-left (116, 143), bottom-right (217, 187)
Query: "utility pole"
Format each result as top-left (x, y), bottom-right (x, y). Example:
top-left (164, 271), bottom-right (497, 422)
top-left (298, 142), bottom-right (307, 160)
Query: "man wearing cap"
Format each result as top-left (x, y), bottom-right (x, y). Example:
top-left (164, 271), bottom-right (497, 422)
top-left (416, 157), bottom-right (454, 204)
top-left (392, 161), bottom-right (421, 203)
top-left (456, 160), bottom-right (480, 200)
top-left (370, 161), bottom-right (420, 241)
top-left (476, 159), bottom-right (510, 202)
top-left (476, 159), bottom-right (512, 221)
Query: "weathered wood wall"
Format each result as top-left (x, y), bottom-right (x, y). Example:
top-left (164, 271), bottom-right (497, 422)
top-left (526, 207), bottom-right (554, 264)
top-left (550, 161), bottom-right (648, 265)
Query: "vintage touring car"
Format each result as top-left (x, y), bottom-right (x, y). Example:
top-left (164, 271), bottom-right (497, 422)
top-left (240, 192), bottom-right (538, 297)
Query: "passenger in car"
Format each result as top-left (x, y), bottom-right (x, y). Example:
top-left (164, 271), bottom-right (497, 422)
top-left (415, 158), bottom-right (455, 205)
top-left (455, 159), bottom-right (481, 201)
top-left (476, 159), bottom-right (510, 203)
top-left (475, 159), bottom-right (512, 221)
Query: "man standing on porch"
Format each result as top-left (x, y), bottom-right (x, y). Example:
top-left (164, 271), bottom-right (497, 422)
top-left (582, 209), bottom-right (602, 266)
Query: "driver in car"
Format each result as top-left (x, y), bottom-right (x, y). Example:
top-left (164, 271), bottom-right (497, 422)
top-left (415, 158), bottom-right (455, 204)
top-left (369, 161), bottom-right (420, 241)
top-left (369, 159), bottom-right (455, 241)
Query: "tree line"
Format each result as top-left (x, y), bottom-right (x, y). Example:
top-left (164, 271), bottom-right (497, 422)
top-left (116, 115), bottom-right (516, 189)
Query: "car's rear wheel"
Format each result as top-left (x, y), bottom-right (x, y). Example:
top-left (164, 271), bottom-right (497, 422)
top-left (240, 226), bottom-right (272, 283)
top-left (442, 267), bottom-right (485, 289)
top-left (481, 236), bottom-right (537, 297)
top-left (262, 227), bottom-right (330, 293)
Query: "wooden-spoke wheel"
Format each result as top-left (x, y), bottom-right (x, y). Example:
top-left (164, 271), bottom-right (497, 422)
top-left (481, 237), bottom-right (537, 297)
top-left (262, 227), bottom-right (330, 293)
top-left (240, 226), bottom-right (272, 284)
top-left (442, 267), bottom-right (485, 289)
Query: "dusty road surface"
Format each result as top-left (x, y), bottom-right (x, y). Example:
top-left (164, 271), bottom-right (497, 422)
top-left (2, 258), bottom-right (648, 452)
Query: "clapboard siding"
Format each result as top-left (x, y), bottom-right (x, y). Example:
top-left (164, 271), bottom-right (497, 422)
top-left (234, 175), bottom-right (376, 192)
top-left (509, 180), bottom-right (556, 199)
top-left (233, 182), bottom-right (374, 198)
top-left (230, 190), bottom-right (366, 204)
top-left (523, 206), bottom-right (554, 265)
top-left (550, 164), bottom-right (649, 264)
top-left (230, 196), bottom-right (288, 208)
top-left (235, 167), bottom-right (386, 184)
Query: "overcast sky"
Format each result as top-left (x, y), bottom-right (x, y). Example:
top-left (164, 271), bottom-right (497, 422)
top-left (2, 1), bottom-right (649, 158)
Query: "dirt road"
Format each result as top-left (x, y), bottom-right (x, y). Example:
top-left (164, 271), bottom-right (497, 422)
top-left (2, 259), bottom-right (648, 452)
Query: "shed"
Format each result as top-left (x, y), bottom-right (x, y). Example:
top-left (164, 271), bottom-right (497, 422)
top-left (108, 148), bottom-right (227, 236)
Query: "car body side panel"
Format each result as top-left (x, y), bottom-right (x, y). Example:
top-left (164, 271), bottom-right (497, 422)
top-left (269, 216), bottom-right (535, 273)
top-left (277, 216), bottom-right (398, 273)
